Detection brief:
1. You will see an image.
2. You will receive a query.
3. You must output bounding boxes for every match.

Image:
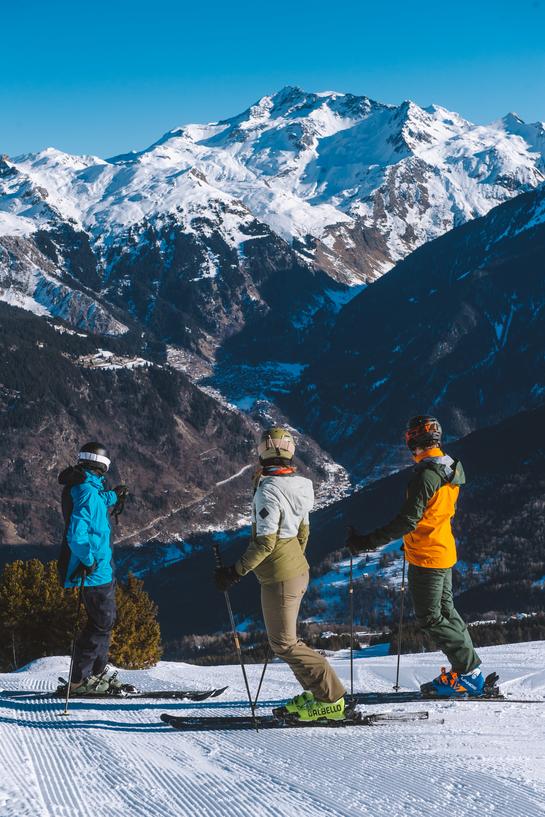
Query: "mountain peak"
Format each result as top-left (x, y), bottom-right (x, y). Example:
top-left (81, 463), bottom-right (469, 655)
top-left (271, 84), bottom-right (307, 102)
top-left (502, 112), bottom-right (525, 127)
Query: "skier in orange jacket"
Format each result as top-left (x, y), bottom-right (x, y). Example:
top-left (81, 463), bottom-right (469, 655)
top-left (347, 416), bottom-right (486, 697)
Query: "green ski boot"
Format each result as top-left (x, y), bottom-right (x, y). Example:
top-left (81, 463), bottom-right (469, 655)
top-left (68, 675), bottom-right (110, 696)
top-left (95, 664), bottom-right (137, 695)
top-left (274, 692), bottom-right (349, 723)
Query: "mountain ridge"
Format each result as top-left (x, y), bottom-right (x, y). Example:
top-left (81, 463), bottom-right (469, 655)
top-left (2, 86), bottom-right (544, 334)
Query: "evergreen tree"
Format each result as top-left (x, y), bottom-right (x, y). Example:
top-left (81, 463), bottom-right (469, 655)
top-left (110, 573), bottom-right (162, 669)
top-left (0, 560), bottom-right (75, 670)
top-left (0, 561), bottom-right (162, 671)
top-left (0, 560), bottom-right (25, 669)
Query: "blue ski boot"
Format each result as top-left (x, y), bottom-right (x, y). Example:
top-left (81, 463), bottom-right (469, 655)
top-left (422, 666), bottom-right (486, 698)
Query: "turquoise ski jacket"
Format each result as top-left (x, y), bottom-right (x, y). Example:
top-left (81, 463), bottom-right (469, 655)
top-left (64, 471), bottom-right (118, 588)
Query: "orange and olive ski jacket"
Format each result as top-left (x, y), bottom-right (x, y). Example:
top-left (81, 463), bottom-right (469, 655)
top-left (361, 448), bottom-right (465, 569)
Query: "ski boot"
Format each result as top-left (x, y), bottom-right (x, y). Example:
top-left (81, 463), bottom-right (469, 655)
top-left (94, 664), bottom-right (138, 696)
top-left (421, 666), bottom-right (488, 698)
top-left (57, 674), bottom-right (111, 696)
top-left (273, 691), bottom-right (353, 723)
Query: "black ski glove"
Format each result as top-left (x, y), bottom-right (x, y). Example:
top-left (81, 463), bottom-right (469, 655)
top-left (70, 560), bottom-right (98, 582)
top-left (346, 525), bottom-right (375, 555)
top-left (114, 485), bottom-right (129, 501)
top-left (214, 564), bottom-right (241, 592)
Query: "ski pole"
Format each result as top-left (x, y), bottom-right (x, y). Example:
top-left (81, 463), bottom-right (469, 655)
top-left (393, 554), bottom-right (407, 692)
top-left (60, 572), bottom-right (85, 717)
top-left (213, 543), bottom-right (258, 731)
top-left (253, 644), bottom-right (272, 709)
top-left (349, 552), bottom-right (354, 696)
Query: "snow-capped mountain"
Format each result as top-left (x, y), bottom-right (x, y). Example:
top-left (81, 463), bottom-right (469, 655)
top-left (1, 87), bottom-right (544, 344)
top-left (0, 148), bottom-right (346, 354)
top-left (1, 87), bottom-right (545, 548)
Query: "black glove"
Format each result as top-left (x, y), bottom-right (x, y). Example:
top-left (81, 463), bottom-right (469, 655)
top-left (214, 564), bottom-right (241, 592)
top-left (114, 485), bottom-right (129, 501)
top-left (346, 525), bottom-right (373, 555)
top-left (70, 560), bottom-right (97, 582)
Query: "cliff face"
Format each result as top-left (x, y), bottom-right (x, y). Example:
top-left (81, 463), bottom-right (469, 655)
top-left (0, 302), bottom-right (258, 546)
top-left (286, 186), bottom-right (545, 481)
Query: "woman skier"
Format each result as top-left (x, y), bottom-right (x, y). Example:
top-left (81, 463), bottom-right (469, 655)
top-left (214, 427), bottom-right (348, 722)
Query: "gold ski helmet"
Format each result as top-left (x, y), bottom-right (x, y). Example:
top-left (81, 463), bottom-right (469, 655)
top-left (258, 427), bottom-right (296, 463)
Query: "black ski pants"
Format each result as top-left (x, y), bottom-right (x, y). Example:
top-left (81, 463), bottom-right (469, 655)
top-left (72, 582), bottom-right (116, 684)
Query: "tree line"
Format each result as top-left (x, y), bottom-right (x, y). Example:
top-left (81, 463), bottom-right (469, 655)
top-left (0, 560), bottom-right (162, 672)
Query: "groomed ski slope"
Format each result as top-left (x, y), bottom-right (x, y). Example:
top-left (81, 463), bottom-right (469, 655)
top-left (0, 642), bottom-right (544, 817)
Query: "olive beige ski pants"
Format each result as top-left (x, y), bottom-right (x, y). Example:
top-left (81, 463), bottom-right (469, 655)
top-left (261, 572), bottom-right (346, 703)
top-left (408, 565), bottom-right (481, 674)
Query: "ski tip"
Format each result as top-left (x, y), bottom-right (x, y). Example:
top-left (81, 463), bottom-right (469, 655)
top-left (212, 686), bottom-right (228, 698)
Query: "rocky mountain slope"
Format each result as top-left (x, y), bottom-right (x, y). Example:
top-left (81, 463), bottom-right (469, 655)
top-left (142, 403), bottom-right (545, 643)
top-left (286, 183), bottom-right (545, 480)
top-left (0, 296), bottom-right (348, 548)
top-left (0, 300), bottom-right (258, 546)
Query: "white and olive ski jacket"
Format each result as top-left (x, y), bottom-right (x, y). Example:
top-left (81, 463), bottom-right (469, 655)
top-left (235, 472), bottom-right (314, 585)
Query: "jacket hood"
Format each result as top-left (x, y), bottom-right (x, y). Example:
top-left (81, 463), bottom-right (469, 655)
top-left (58, 465), bottom-right (87, 487)
top-left (260, 473), bottom-right (314, 518)
top-left (417, 454), bottom-right (466, 486)
top-left (58, 465), bottom-right (105, 488)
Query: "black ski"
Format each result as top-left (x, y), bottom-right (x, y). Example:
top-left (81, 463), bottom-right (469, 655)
top-left (160, 710), bottom-right (429, 732)
top-left (348, 690), bottom-right (542, 704)
top-left (0, 685), bottom-right (228, 701)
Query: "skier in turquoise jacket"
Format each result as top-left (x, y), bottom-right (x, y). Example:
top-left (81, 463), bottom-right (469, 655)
top-left (58, 442), bottom-right (129, 695)
top-left (63, 468), bottom-right (118, 588)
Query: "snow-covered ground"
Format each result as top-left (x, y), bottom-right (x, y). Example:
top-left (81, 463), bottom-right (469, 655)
top-left (1, 642), bottom-right (544, 817)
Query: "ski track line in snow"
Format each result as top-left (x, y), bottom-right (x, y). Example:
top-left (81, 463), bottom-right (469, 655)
top-left (177, 717), bottom-right (543, 817)
top-left (160, 729), bottom-right (346, 817)
top-left (17, 702), bottom-right (97, 817)
top-left (0, 712), bottom-right (51, 817)
top-left (1, 645), bottom-right (545, 817)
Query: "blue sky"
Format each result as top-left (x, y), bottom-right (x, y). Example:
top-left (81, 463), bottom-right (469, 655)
top-left (2, 0), bottom-right (544, 157)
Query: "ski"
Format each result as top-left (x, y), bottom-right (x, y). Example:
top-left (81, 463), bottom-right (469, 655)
top-left (0, 685), bottom-right (228, 701)
top-left (348, 690), bottom-right (542, 704)
top-left (160, 710), bottom-right (429, 732)
top-left (349, 672), bottom-right (542, 705)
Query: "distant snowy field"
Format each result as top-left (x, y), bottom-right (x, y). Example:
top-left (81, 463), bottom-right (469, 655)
top-left (0, 642), bottom-right (544, 817)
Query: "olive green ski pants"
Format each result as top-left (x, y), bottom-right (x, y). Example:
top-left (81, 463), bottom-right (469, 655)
top-left (261, 572), bottom-right (346, 703)
top-left (408, 564), bottom-right (481, 674)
